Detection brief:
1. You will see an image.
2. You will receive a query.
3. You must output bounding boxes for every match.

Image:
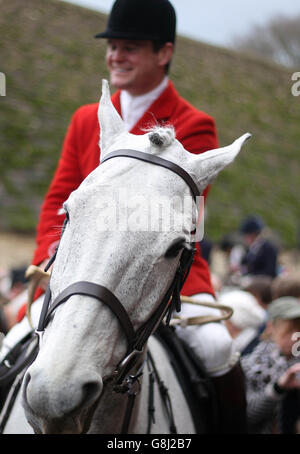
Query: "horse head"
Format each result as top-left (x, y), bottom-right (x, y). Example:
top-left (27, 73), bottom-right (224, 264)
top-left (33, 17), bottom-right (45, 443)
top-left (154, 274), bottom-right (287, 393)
top-left (22, 80), bottom-right (251, 434)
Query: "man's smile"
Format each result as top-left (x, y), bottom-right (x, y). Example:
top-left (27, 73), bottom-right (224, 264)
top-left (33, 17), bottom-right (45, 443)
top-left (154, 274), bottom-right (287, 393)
top-left (112, 67), bottom-right (132, 73)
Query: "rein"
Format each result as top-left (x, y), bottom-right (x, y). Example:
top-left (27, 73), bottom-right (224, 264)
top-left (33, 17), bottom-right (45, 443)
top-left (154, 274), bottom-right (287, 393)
top-left (101, 149), bottom-right (200, 202)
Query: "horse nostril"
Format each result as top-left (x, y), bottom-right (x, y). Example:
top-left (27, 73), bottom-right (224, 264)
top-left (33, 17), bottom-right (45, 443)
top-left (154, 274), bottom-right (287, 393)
top-left (81, 380), bottom-right (103, 408)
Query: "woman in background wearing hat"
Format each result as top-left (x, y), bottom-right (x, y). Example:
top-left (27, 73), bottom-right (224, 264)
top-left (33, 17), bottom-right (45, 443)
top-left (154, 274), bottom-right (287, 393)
top-left (218, 289), bottom-right (267, 355)
top-left (241, 296), bottom-right (300, 433)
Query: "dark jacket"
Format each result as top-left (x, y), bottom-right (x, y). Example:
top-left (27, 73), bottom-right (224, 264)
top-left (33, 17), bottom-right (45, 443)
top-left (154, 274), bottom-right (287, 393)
top-left (242, 237), bottom-right (278, 278)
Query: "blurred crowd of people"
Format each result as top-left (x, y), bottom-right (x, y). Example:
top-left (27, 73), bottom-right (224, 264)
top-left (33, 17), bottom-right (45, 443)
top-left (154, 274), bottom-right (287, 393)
top-left (0, 266), bottom-right (28, 336)
top-left (203, 215), bottom-right (300, 434)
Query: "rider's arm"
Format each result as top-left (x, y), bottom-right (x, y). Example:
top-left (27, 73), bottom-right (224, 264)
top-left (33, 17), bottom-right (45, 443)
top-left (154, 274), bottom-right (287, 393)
top-left (174, 105), bottom-right (218, 201)
top-left (32, 110), bottom-right (83, 267)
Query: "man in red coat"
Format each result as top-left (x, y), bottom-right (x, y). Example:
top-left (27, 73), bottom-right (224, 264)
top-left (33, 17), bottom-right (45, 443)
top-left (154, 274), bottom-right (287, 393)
top-left (2, 0), bottom-right (247, 432)
top-left (32, 6), bottom-right (217, 299)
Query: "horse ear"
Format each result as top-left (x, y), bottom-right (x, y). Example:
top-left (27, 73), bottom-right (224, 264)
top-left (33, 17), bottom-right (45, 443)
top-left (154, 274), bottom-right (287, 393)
top-left (98, 79), bottom-right (127, 161)
top-left (193, 133), bottom-right (251, 192)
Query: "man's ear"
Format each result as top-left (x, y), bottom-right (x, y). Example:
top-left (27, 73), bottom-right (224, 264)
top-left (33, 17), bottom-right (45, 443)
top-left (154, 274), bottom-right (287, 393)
top-left (157, 42), bottom-right (174, 68)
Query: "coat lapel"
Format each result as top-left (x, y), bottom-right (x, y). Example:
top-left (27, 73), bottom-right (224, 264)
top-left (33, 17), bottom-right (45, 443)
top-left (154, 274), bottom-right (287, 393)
top-left (111, 81), bottom-right (178, 135)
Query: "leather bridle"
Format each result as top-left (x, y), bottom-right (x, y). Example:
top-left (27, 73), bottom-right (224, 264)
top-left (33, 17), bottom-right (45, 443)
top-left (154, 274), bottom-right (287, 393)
top-left (31, 149), bottom-right (200, 432)
top-left (36, 149), bottom-right (201, 386)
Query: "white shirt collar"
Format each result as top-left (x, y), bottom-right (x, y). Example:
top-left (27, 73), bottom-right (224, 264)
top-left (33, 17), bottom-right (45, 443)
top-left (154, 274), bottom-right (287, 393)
top-left (120, 76), bottom-right (169, 131)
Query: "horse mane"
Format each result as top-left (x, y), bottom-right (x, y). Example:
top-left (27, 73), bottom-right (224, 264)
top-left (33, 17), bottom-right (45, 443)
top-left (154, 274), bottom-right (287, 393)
top-left (148, 125), bottom-right (175, 148)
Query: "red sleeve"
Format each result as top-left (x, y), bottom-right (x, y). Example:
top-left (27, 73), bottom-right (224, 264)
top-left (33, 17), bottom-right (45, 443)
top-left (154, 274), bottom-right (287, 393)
top-left (32, 110), bottom-right (83, 265)
top-left (180, 113), bottom-right (218, 155)
top-left (176, 108), bottom-right (218, 297)
top-left (178, 110), bottom-right (218, 200)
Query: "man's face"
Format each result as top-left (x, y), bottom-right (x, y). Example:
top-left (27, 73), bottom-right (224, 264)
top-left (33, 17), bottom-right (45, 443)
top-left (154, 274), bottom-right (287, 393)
top-left (243, 233), bottom-right (257, 246)
top-left (106, 39), bottom-right (172, 96)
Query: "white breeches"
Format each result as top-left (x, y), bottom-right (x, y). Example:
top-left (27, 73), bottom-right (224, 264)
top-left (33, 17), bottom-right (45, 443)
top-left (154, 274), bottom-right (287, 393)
top-left (176, 293), bottom-right (240, 377)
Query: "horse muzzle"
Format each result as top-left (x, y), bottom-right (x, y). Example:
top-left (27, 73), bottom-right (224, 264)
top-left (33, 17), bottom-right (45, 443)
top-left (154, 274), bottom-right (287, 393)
top-left (21, 367), bottom-right (103, 434)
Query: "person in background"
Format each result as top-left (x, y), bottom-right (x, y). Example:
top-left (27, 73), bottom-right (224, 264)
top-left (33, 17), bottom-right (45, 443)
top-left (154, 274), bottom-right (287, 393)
top-left (238, 276), bottom-right (273, 354)
top-left (219, 233), bottom-right (246, 285)
top-left (271, 273), bottom-right (300, 300)
top-left (0, 267), bottom-right (28, 332)
top-left (239, 215), bottom-right (278, 279)
top-left (242, 275), bottom-right (273, 310)
top-left (199, 238), bottom-right (213, 264)
top-left (241, 296), bottom-right (300, 434)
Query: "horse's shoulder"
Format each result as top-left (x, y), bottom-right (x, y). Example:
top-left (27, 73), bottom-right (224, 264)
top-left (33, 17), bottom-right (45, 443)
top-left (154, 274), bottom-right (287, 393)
top-left (149, 326), bottom-right (218, 433)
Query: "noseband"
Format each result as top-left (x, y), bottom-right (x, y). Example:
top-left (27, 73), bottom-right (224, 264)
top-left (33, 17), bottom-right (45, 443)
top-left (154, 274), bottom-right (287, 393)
top-left (36, 149), bottom-right (200, 390)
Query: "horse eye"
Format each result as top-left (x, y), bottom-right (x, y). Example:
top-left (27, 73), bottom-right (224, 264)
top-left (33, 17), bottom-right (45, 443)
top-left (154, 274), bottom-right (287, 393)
top-left (165, 237), bottom-right (186, 259)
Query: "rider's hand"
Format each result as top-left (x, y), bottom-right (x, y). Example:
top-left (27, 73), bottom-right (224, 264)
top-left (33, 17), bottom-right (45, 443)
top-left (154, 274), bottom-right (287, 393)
top-left (38, 259), bottom-right (52, 290)
top-left (277, 363), bottom-right (300, 390)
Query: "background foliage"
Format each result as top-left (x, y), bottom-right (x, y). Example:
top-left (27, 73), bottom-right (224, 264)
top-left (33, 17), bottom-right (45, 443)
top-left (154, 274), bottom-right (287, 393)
top-left (1, 0), bottom-right (299, 247)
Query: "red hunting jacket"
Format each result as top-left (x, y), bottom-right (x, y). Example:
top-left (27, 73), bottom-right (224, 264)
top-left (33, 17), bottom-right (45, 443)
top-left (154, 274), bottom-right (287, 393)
top-left (31, 81), bottom-right (218, 303)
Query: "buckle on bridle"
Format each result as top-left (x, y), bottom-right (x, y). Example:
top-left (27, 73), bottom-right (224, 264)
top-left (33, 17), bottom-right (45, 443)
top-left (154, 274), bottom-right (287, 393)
top-left (112, 348), bottom-right (144, 392)
top-left (113, 370), bottom-right (143, 395)
top-left (35, 329), bottom-right (44, 346)
top-left (118, 348), bottom-right (144, 370)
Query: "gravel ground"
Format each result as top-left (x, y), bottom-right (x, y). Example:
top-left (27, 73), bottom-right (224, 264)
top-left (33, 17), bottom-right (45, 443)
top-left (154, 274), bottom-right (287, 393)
top-left (0, 232), bottom-right (36, 269)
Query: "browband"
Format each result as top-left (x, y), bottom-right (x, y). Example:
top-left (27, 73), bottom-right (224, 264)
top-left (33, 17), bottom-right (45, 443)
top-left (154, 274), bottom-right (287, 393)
top-left (101, 149), bottom-right (201, 201)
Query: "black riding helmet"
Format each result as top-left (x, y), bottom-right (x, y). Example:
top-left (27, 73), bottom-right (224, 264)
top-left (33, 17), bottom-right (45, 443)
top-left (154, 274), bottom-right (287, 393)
top-left (239, 215), bottom-right (265, 235)
top-left (94, 0), bottom-right (176, 44)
